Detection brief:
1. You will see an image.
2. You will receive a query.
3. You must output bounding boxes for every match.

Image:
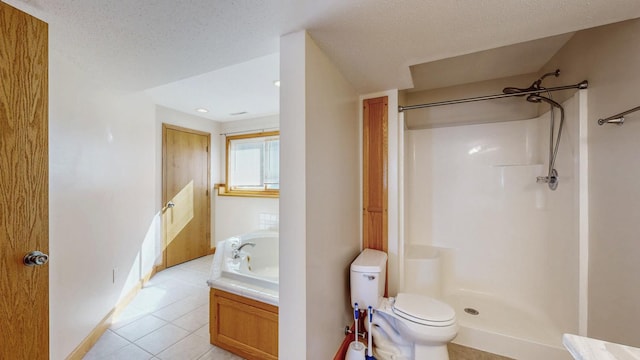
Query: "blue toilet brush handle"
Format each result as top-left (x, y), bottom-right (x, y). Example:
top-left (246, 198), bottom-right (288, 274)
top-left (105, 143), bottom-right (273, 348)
top-left (354, 303), bottom-right (359, 345)
top-left (354, 303), bottom-right (359, 321)
top-left (365, 305), bottom-right (376, 360)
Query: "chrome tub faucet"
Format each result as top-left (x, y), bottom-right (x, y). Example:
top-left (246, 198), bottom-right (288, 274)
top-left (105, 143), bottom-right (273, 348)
top-left (232, 242), bottom-right (256, 259)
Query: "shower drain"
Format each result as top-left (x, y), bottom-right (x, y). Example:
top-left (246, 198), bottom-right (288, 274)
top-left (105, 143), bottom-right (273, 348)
top-left (464, 307), bottom-right (479, 316)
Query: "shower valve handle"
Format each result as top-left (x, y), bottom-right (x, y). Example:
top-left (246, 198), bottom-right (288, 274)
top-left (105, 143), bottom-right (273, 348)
top-left (536, 176), bottom-right (549, 183)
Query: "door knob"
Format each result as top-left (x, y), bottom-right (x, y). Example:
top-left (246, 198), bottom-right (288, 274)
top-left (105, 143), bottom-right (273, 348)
top-left (23, 251), bottom-right (49, 267)
top-left (166, 201), bottom-right (175, 208)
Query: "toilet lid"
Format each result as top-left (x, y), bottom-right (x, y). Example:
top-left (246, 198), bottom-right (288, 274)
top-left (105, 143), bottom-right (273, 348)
top-left (392, 293), bottom-right (456, 327)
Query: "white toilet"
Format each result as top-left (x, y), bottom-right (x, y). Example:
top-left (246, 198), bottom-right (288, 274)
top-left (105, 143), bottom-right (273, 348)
top-left (351, 248), bottom-right (458, 360)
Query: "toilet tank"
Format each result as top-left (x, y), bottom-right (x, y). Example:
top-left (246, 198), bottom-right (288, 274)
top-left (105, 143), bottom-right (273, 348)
top-left (350, 249), bottom-right (387, 309)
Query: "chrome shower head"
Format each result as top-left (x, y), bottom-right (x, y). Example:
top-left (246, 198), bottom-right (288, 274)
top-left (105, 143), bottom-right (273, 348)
top-left (502, 86), bottom-right (531, 95)
top-left (502, 81), bottom-right (543, 96)
top-left (503, 69), bottom-right (565, 192)
top-left (502, 69), bottom-right (560, 96)
top-left (526, 94), bottom-right (543, 103)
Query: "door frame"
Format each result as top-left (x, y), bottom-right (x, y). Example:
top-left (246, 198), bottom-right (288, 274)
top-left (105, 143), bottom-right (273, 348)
top-left (161, 123), bottom-right (212, 269)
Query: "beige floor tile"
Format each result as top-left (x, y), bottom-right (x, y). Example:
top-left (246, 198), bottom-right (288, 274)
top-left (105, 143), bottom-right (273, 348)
top-left (111, 303), bottom-right (154, 330)
top-left (448, 343), bottom-right (514, 360)
top-left (173, 304), bottom-right (209, 332)
top-left (113, 315), bottom-right (168, 342)
top-left (126, 285), bottom-right (184, 312)
top-left (134, 324), bottom-right (190, 355)
top-left (175, 255), bottom-right (213, 273)
top-left (85, 256), bottom-right (241, 360)
top-left (156, 333), bottom-right (213, 360)
top-left (99, 344), bottom-right (153, 360)
top-left (152, 293), bottom-right (208, 322)
top-left (82, 330), bottom-right (129, 359)
top-left (163, 268), bottom-right (210, 288)
top-left (197, 346), bottom-right (245, 360)
top-left (155, 278), bottom-right (203, 298)
top-left (193, 324), bottom-right (209, 339)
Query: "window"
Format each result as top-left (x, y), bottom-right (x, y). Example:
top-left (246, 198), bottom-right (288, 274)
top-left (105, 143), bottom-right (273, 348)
top-left (223, 131), bottom-right (279, 197)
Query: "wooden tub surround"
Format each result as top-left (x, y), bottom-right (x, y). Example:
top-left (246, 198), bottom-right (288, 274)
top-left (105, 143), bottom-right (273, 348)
top-left (210, 288), bottom-right (279, 360)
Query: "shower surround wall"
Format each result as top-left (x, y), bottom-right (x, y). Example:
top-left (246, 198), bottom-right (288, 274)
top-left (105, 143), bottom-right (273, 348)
top-left (405, 94), bottom-right (583, 347)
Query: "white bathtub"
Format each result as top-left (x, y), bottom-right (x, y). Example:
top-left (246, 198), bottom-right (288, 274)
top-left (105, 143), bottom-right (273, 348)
top-left (444, 290), bottom-right (573, 360)
top-left (207, 231), bottom-right (279, 306)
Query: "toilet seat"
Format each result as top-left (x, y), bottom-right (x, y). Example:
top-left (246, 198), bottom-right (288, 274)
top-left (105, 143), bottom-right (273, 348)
top-left (392, 293), bottom-right (456, 327)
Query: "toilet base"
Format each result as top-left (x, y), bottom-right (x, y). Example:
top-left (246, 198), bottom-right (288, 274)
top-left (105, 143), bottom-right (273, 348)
top-left (414, 343), bottom-right (449, 360)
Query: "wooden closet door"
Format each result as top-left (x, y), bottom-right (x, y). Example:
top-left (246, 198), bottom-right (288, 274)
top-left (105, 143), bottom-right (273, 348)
top-left (0, 3), bottom-right (50, 358)
top-left (362, 97), bottom-right (388, 253)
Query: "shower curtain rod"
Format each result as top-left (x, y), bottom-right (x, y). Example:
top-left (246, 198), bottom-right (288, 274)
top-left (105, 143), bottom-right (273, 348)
top-left (398, 80), bottom-right (588, 112)
top-left (597, 105), bottom-right (640, 126)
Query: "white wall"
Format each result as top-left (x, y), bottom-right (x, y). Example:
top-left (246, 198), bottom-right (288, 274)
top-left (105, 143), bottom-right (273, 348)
top-left (49, 51), bottom-right (158, 359)
top-left (48, 60), bottom-right (275, 360)
top-left (154, 106), bottom-right (221, 249)
top-left (219, 114), bottom-right (278, 134)
top-left (279, 30), bottom-right (308, 358)
top-left (305, 32), bottom-right (359, 359)
top-left (214, 196), bottom-right (279, 242)
top-left (4, 2), bottom-right (178, 357)
top-left (280, 30), bottom-right (360, 359)
top-left (404, 95), bottom-right (581, 336)
top-left (539, 18), bottom-right (640, 346)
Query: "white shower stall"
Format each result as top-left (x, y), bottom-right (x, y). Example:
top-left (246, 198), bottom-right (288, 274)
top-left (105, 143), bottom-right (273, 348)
top-left (401, 91), bottom-right (588, 360)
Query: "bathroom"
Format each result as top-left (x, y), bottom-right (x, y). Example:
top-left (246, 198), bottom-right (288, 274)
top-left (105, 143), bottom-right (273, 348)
top-left (209, 18), bottom-right (640, 360)
top-left (210, 19), bottom-right (640, 360)
top-left (4, 2), bottom-right (640, 359)
top-left (296, 18), bottom-right (640, 360)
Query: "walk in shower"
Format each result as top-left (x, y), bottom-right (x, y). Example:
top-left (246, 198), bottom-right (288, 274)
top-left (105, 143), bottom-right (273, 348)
top-left (399, 74), bottom-right (589, 360)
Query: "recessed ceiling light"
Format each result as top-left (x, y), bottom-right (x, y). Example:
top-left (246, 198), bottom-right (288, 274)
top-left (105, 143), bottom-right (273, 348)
top-left (273, 80), bottom-right (280, 87)
top-left (230, 111), bottom-right (248, 116)
top-left (196, 108), bottom-right (209, 113)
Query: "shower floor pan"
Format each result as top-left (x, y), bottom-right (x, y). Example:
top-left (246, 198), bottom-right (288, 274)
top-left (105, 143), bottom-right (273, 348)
top-left (444, 290), bottom-right (573, 360)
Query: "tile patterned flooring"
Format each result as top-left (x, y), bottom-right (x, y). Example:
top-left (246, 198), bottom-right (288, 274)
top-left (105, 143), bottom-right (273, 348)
top-left (83, 255), bottom-right (244, 360)
top-left (448, 343), bottom-right (514, 360)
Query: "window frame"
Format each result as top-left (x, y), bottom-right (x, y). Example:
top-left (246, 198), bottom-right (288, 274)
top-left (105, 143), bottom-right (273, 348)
top-left (222, 130), bottom-right (279, 198)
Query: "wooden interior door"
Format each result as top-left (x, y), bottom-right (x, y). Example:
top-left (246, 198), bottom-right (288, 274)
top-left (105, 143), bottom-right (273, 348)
top-left (363, 97), bottom-right (388, 253)
top-left (0, 2), bottom-right (49, 358)
top-left (162, 124), bottom-right (211, 267)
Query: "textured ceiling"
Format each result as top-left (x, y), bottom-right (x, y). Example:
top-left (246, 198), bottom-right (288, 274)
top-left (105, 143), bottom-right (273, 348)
top-left (302, 0), bottom-right (640, 93)
top-left (145, 53), bottom-right (280, 122)
top-left (5, 0), bottom-right (640, 117)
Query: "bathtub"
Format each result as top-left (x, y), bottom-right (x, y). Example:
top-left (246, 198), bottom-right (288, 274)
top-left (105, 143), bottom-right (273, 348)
top-left (207, 230), bottom-right (279, 305)
top-left (208, 231), bottom-right (279, 359)
top-left (444, 290), bottom-right (573, 360)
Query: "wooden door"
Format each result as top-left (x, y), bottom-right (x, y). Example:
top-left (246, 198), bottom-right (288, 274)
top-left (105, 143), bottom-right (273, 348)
top-left (0, 3), bottom-right (49, 359)
top-left (162, 124), bottom-right (211, 267)
top-left (363, 97), bottom-right (388, 253)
